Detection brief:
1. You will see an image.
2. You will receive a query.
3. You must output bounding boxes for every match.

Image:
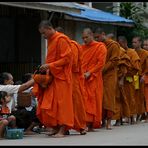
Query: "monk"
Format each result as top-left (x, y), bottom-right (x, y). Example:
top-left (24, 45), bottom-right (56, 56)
top-left (81, 28), bottom-right (107, 131)
top-left (32, 20), bottom-right (74, 138)
top-left (112, 46), bottom-right (131, 126)
top-left (143, 38), bottom-right (148, 122)
top-left (132, 36), bottom-right (148, 122)
top-left (118, 36), bottom-right (141, 124)
top-left (94, 28), bottom-right (120, 129)
top-left (70, 40), bottom-right (87, 134)
top-left (55, 27), bottom-right (87, 135)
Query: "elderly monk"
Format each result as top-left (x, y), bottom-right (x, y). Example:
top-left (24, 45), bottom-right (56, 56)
top-left (118, 36), bottom-right (141, 124)
top-left (132, 36), bottom-right (148, 122)
top-left (81, 28), bottom-right (107, 131)
top-left (32, 20), bottom-right (74, 138)
top-left (143, 38), bottom-right (148, 122)
top-left (55, 27), bottom-right (87, 135)
top-left (94, 28), bottom-right (121, 130)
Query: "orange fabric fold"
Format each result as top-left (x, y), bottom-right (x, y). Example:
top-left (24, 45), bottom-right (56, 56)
top-left (81, 41), bottom-right (107, 128)
top-left (33, 32), bottom-right (74, 128)
top-left (70, 40), bottom-right (86, 131)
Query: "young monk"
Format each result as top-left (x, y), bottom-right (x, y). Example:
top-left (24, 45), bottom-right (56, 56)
top-left (112, 46), bottom-right (131, 126)
top-left (81, 28), bottom-right (107, 131)
top-left (32, 20), bottom-right (74, 138)
top-left (143, 38), bottom-right (148, 122)
top-left (132, 36), bottom-right (148, 120)
top-left (55, 27), bottom-right (87, 135)
top-left (118, 36), bottom-right (141, 124)
top-left (94, 28), bottom-right (120, 129)
top-left (132, 36), bottom-right (148, 122)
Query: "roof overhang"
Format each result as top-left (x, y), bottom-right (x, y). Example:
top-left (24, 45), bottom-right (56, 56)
top-left (0, 2), bottom-right (82, 14)
top-left (65, 15), bottom-right (134, 27)
top-left (64, 3), bottom-right (135, 27)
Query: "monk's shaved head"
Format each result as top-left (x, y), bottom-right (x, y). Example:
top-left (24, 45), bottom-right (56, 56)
top-left (38, 20), bottom-right (55, 39)
top-left (93, 27), bottom-right (106, 42)
top-left (118, 36), bottom-right (127, 43)
top-left (38, 20), bottom-right (53, 29)
top-left (82, 28), bottom-right (94, 45)
top-left (83, 28), bottom-right (93, 35)
top-left (94, 27), bottom-right (104, 34)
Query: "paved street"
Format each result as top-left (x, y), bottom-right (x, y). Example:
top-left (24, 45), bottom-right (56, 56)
top-left (1, 121), bottom-right (148, 146)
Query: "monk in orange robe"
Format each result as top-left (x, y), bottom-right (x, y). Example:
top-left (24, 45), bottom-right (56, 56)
top-left (132, 36), bottom-right (148, 121)
top-left (55, 27), bottom-right (87, 135)
top-left (70, 40), bottom-right (87, 134)
top-left (132, 36), bottom-right (148, 122)
top-left (81, 28), bottom-right (107, 131)
top-left (118, 36), bottom-right (141, 124)
top-left (32, 20), bottom-right (74, 138)
top-left (112, 47), bottom-right (131, 125)
top-left (94, 28), bottom-right (120, 130)
top-left (143, 38), bottom-right (148, 122)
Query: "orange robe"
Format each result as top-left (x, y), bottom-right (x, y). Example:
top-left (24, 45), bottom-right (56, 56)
top-left (124, 48), bottom-right (141, 116)
top-left (112, 47), bottom-right (131, 120)
top-left (81, 41), bottom-right (107, 128)
top-left (144, 48), bottom-right (148, 112)
top-left (135, 49), bottom-right (148, 114)
top-left (32, 32), bottom-right (74, 128)
top-left (145, 74), bottom-right (148, 112)
top-left (102, 39), bottom-right (120, 118)
top-left (70, 40), bottom-right (86, 131)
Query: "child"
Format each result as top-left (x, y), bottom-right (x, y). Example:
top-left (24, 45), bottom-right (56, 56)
top-left (14, 73), bottom-right (41, 135)
top-left (0, 91), bottom-right (16, 138)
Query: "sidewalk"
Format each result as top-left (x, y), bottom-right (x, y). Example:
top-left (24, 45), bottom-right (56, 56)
top-left (1, 121), bottom-right (148, 146)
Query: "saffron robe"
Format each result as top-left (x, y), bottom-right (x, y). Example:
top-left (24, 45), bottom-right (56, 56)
top-left (70, 40), bottom-right (87, 131)
top-left (112, 47), bottom-right (131, 120)
top-left (124, 48), bottom-right (141, 116)
top-left (32, 32), bottom-right (74, 128)
top-left (135, 49), bottom-right (148, 114)
top-left (81, 41), bottom-right (107, 128)
top-left (102, 39), bottom-right (120, 115)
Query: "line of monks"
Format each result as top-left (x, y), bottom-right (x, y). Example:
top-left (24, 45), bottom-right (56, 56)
top-left (32, 20), bottom-right (148, 138)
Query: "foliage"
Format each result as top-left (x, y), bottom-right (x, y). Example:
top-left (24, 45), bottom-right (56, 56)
top-left (117, 2), bottom-right (148, 46)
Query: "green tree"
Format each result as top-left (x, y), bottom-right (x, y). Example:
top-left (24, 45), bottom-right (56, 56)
top-left (117, 2), bottom-right (148, 47)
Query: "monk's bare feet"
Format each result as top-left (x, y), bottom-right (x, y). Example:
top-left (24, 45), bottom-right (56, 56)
top-left (86, 127), bottom-right (95, 132)
top-left (106, 119), bottom-right (112, 130)
top-left (52, 133), bottom-right (65, 138)
top-left (106, 126), bottom-right (112, 130)
top-left (46, 129), bottom-right (58, 136)
top-left (46, 126), bottom-right (60, 136)
top-left (80, 129), bottom-right (87, 135)
top-left (51, 125), bottom-right (66, 138)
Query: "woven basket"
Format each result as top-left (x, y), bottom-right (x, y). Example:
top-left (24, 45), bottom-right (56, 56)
top-left (17, 92), bottom-right (32, 107)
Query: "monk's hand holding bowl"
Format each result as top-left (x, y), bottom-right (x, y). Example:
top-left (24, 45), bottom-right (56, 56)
top-left (39, 64), bottom-right (50, 73)
top-left (84, 71), bottom-right (91, 79)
